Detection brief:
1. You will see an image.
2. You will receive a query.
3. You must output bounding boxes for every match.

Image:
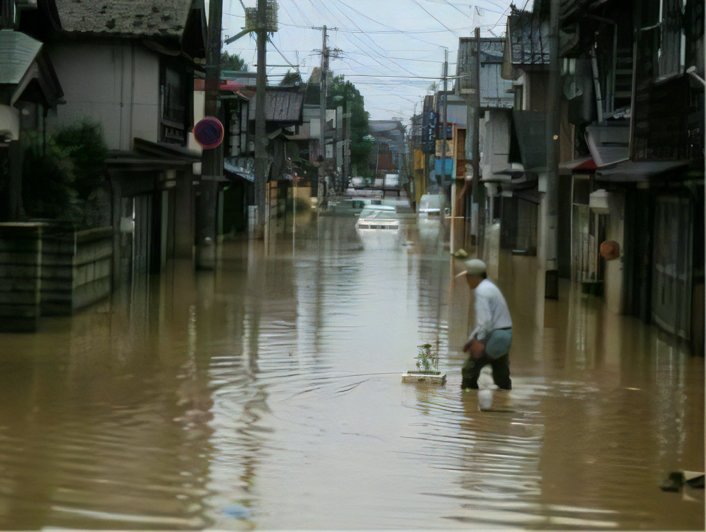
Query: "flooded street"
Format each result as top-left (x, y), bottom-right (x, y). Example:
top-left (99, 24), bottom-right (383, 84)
top-left (0, 215), bottom-right (703, 530)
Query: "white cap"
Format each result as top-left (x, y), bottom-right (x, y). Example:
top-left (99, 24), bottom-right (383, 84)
top-left (464, 259), bottom-right (486, 276)
top-left (454, 258), bottom-right (487, 279)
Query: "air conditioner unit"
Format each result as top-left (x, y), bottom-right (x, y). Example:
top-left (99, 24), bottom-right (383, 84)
top-left (589, 189), bottom-right (610, 215)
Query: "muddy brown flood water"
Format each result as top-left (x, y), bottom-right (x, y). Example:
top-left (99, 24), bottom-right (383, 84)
top-left (0, 215), bottom-right (703, 530)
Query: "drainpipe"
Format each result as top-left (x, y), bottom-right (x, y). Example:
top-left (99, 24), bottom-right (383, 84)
top-left (590, 46), bottom-right (604, 123)
top-left (587, 15), bottom-right (618, 116)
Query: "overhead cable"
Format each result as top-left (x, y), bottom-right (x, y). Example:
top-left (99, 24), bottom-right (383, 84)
top-left (410, 0), bottom-right (460, 36)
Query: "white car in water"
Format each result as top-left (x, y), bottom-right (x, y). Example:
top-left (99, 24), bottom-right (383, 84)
top-left (355, 205), bottom-right (399, 232)
top-left (418, 193), bottom-right (444, 217)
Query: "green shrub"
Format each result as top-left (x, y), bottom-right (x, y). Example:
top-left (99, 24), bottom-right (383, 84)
top-left (22, 119), bottom-right (108, 225)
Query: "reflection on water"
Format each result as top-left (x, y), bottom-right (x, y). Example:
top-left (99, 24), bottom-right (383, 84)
top-left (0, 215), bottom-right (702, 530)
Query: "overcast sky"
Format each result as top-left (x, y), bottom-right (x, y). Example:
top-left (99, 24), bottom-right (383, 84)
top-left (218, 0), bottom-right (517, 125)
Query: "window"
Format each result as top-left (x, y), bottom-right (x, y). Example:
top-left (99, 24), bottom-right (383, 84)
top-left (160, 61), bottom-right (187, 145)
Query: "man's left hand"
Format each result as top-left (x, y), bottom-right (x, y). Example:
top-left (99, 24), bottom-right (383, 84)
top-left (469, 340), bottom-right (485, 359)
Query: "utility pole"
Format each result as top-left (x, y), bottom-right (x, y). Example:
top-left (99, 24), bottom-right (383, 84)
top-left (440, 48), bottom-right (449, 197)
top-left (316, 25), bottom-right (328, 211)
top-left (254, 0), bottom-right (268, 237)
top-left (345, 96), bottom-right (352, 189)
top-left (473, 27), bottom-right (484, 257)
top-left (197, 0), bottom-right (223, 269)
top-left (545, 0), bottom-right (561, 298)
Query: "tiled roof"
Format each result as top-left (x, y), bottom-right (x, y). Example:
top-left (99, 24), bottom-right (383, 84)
top-left (0, 30), bottom-right (42, 85)
top-left (54, 0), bottom-right (192, 38)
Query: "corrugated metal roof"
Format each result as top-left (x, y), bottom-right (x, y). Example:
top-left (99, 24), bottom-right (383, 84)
top-left (224, 157), bottom-right (255, 182)
top-left (54, 0), bottom-right (193, 37)
top-left (0, 30), bottom-right (42, 85)
top-left (248, 90), bottom-right (304, 123)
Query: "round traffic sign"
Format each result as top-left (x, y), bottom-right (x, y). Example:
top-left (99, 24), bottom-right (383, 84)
top-left (193, 116), bottom-right (224, 149)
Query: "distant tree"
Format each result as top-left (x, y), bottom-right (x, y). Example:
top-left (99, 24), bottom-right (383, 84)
top-left (326, 74), bottom-right (371, 177)
top-left (221, 51), bottom-right (248, 71)
top-left (280, 70), bottom-right (303, 86)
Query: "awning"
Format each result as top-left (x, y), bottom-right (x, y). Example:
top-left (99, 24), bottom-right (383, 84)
top-left (0, 29), bottom-right (42, 86)
top-left (0, 30), bottom-right (63, 108)
top-left (559, 156), bottom-right (596, 176)
top-left (107, 138), bottom-right (201, 171)
top-left (595, 160), bottom-right (692, 183)
top-left (513, 189), bottom-right (541, 204)
top-left (224, 157), bottom-right (255, 183)
top-left (193, 78), bottom-right (246, 92)
top-left (586, 124), bottom-right (629, 167)
top-left (482, 162), bottom-right (522, 183)
top-left (497, 173), bottom-right (538, 192)
top-left (492, 162), bottom-right (525, 177)
top-left (134, 138), bottom-right (201, 162)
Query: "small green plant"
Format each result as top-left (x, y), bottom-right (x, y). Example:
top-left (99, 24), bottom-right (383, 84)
top-left (22, 118), bottom-right (108, 226)
top-left (415, 343), bottom-right (439, 373)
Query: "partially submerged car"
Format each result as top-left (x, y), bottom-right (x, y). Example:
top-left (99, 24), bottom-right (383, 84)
top-left (418, 194), bottom-right (444, 216)
top-left (326, 199), bottom-right (368, 217)
top-left (355, 205), bottom-right (399, 231)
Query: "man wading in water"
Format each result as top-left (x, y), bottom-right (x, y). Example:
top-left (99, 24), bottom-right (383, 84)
top-left (460, 259), bottom-right (513, 391)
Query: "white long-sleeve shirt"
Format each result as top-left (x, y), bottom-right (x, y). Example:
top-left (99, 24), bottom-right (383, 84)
top-left (469, 279), bottom-right (512, 341)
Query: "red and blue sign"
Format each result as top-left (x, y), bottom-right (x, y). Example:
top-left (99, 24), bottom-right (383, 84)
top-left (193, 116), bottom-right (224, 149)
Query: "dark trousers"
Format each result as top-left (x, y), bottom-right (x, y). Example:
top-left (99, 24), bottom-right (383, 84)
top-left (461, 353), bottom-right (512, 390)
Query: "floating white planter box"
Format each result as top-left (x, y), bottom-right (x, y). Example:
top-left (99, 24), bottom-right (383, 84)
top-left (401, 371), bottom-right (447, 384)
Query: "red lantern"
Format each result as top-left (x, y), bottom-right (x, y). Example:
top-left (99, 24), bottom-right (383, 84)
top-left (193, 116), bottom-right (224, 149)
top-left (600, 241), bottom-right (620, 260)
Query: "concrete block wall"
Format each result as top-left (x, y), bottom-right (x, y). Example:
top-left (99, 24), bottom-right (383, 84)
top-left (0, 223), bottom-right (44, 332)
top-left (41, 227), bottom-right (113, 316)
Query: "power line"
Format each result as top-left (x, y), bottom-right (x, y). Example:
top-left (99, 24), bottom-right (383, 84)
top-left (314, 0), bottom-right (454, 81)
top-left (410, 0), bottom-right (460, 36)
top-left (309, 5), bottom-right (427, 81)
top-left (442, 0), bottom-right (473, 18)
top-left (423, 0), bottom-right (509, 12)
top-left (315, 0), bottom-right (390, 59)
top-left (333, 73), bottom-right (456, 79)
top-left (344, 51), bottom-right (456, 64)
top-left (322, 3), bottom-right (427, 77)
top-left (284, 0), bottom-right (314, 27)
top-left (331, 0), bottom-right (449, 47)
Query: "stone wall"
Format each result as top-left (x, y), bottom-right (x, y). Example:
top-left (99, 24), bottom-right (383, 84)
top-left (41, 226), bottom-right (113, 316)
top-left (0, 223), bottom-right (43, 332)
top-left (0, 223), bottom-right (113, 332)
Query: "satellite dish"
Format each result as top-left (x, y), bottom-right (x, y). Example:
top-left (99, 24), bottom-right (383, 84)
top-left (193, 116), bottom-right (224, 149)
